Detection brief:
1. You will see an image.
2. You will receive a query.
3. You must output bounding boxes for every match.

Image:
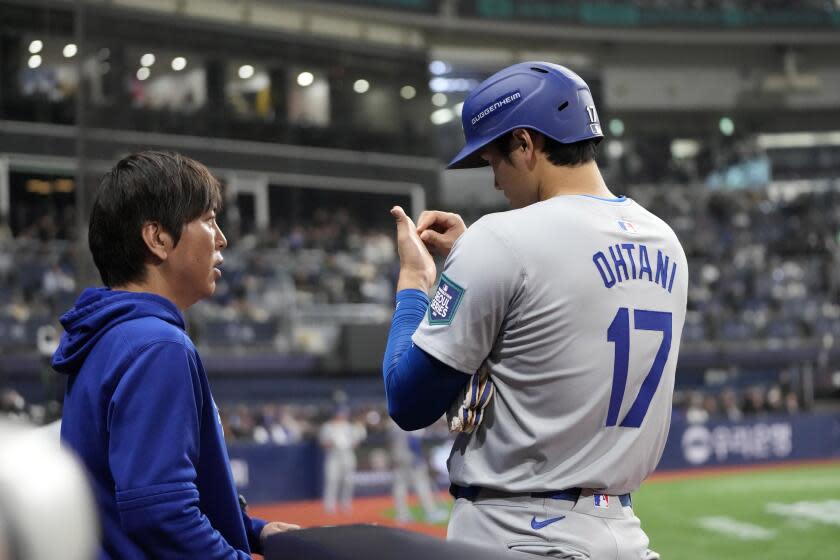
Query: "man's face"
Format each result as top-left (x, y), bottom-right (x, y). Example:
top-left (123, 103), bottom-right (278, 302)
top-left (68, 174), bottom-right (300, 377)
top-left (480, 138), bottom-right (537, 209)
top-left (167, 209), bottom-right (227, 308)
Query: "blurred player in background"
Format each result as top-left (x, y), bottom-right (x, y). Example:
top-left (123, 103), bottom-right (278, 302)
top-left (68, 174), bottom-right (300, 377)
top-left (319, 405), bottom-right (366, 514)
top-left (52, 151), bottom-right (298, 559)
top-left (387, 421), bottom-right (448, 524)
top-left (383, 62), bottom-right (687, 559)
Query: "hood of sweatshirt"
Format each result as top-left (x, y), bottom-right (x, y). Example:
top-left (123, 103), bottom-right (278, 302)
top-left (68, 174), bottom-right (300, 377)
top-left (51, 287), bottom-right (185, 375)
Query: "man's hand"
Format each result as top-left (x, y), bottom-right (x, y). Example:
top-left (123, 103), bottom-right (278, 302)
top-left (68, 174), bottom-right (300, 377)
top-left (391, 206), bottom-right (436, 293)
top-left (260, 521), bottom-right (300, 545)
top-left (415, 210), bottom-right (466, 257)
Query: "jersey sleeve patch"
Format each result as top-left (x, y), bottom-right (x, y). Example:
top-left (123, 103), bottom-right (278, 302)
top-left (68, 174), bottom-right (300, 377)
top-left (428, 274), bottom-right (465, 325)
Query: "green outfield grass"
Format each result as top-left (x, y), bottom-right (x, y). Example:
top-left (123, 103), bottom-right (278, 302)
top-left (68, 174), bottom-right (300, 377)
top-left (634, 463), bottom-right (840, 560)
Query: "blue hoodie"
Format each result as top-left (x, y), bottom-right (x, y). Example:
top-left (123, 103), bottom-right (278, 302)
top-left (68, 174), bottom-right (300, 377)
top-left (53, 288), bottom-right (266, 559)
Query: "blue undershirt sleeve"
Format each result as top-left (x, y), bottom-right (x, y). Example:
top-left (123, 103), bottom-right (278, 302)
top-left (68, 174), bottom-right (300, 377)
top-left (242, 513), bottom-right (267, 554)
top-left (382, 289), bottom-right (470, 431)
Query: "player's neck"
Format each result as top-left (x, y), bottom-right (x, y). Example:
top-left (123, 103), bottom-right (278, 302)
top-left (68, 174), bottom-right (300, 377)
top-left (537, 160), bottom-right (614, 201)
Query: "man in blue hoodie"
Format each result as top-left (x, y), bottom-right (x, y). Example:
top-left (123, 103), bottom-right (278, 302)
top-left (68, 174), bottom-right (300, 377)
top-left (52, 151), bottom-right (298, 559)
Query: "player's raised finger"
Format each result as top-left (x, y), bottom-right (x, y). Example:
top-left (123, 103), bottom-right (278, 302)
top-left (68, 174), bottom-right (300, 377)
top-left (391, 205), bottom-right (416, 229)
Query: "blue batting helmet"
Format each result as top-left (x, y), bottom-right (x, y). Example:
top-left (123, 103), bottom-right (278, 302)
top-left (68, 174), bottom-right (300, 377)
top-left (447, 61), bottom-right (603, 169)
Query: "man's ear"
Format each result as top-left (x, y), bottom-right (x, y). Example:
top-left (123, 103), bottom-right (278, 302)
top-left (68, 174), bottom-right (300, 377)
top-left (512, 128), bottom-right (531, 151)
top-left (512, 128), bottom-right (541, 167)
top-left (140, 222), bottom-right (172, 262)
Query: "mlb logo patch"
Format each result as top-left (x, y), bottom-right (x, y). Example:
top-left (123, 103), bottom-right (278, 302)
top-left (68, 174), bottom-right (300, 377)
top-left (594, 494), bottom-right (610, 509)
top-left (428, 274), bottom-right (465, 325)
top-left (617, 220), bottom-right (638, 234)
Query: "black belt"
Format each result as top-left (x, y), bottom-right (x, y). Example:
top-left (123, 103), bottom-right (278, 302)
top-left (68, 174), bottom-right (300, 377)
top-left (450, 484), bottom-right (631, 508)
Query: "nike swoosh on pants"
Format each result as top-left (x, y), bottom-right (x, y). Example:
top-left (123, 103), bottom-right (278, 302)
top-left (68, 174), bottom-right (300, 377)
top-left (530, 515), bottom-right (566, 530)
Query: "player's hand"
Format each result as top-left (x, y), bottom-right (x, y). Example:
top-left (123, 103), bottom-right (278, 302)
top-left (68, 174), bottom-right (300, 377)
top-left (391, 206), bottom-right (436, 293)
top-left (415, 210), bottom-right (466, 257)
top-left (260, 521), bottom-right (301, 546)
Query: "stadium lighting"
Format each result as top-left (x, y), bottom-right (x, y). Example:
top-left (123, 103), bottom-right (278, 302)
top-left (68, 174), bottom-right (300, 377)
top-left (606, 140), bottom-right (624, 159)
top-left (454, 79), bottom-right (472, 91)
top-left (238, 65), bottom-right (255, 80)
top-left (428, 60), bottom-right (450, 75)
top-left (454, 102), bottom-right (464, 116)
top-left (140, 53), bottom-right (155, 67)
top-left (609, 118), bottom-right (625, 137)
top-left (671, 139), bottom-right (701, 159)
top-left (431, 93), bottom-right (448, 107)
top-left (429, 77), bottom-right (478, 93)
top-left (353, 79), bottom-right (370, 94)
top-left (171, 57), bottom-right (187, 71)
top-left (28, 40), bottom-right (43, 54)
top-left (62, 44), bottom-right (77, 58)
top-left (400, 85), bottom-right (416, 100)
top-left (719, 117), bottom-right (735, 136)
top-left (430, 108), bottom-right (454, 125)
top-left (27, 55), bottom-right (42, 69)
top-left (136, 67), bottom-right (150, 81)
top-left (429, 77), bottom-right (447, 92)
top-left (297, 71), bottom-right (314, 87)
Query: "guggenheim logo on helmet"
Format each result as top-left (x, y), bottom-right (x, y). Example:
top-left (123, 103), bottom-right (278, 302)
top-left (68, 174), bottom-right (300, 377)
top-left (470, 90), bottom-right (522, 127)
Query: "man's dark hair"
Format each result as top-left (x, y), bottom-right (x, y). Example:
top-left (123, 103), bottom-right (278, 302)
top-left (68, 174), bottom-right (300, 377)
top-left (89, 151), bottom-right (222, 287)
top-left (492, 131), bottom-right (599, 167)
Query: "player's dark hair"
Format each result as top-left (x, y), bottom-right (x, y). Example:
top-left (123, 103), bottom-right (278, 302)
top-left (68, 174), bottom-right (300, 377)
top-left (88, 151), bottom-right (222, 287)
top-left (493, 131), bottom-right (599, 166)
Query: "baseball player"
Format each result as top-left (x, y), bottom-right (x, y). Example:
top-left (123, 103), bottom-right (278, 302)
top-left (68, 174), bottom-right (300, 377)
top-left (382, 62), bottom-right (687, 559)
top-left (319, 405), bottom-right (366, 514)
top-left (387, 422), bottom-right (448, 523)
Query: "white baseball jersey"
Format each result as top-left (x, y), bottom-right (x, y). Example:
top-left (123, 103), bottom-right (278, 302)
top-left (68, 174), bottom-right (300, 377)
top-left (412, 194), bottom-right (688, 495)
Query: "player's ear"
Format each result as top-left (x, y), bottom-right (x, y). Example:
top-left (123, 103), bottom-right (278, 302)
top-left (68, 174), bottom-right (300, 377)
top-left (140, 221), bottom-right (173, 262)
top-left (512, 128), bottom-right (530, 151)
top-left (512, 128), bottom-right (539, 166)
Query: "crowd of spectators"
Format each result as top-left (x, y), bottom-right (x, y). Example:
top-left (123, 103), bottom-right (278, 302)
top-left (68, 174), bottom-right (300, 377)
top-left (211, 207), bottom-right (396, 308)
top-left (221, 402), bottom-right (313, 445)
top-left (1, 382), bottom-right (453, 451)
top-left (217, 394), bottom-right (447, 444)
top-left (0, 207), bottom-right (397, 354)
top-left (218, 382), bottom-right (805, 448)
top-left (0, 374), bottom-right (808, 439)
top-left (186, 207), bottom-right (397, 354)
top-left (0, 215), bottom-right (78, 352)
top-left (4, 185), bottom-right (840, 355)
top-left (203, 184), bottom-right (840, 353)
top-left (629, 185), bottom-right (840, 348)
top-left (0, 387), bottom-right (62, 427)
top-left (673, 382), bottom-right (801, 424)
